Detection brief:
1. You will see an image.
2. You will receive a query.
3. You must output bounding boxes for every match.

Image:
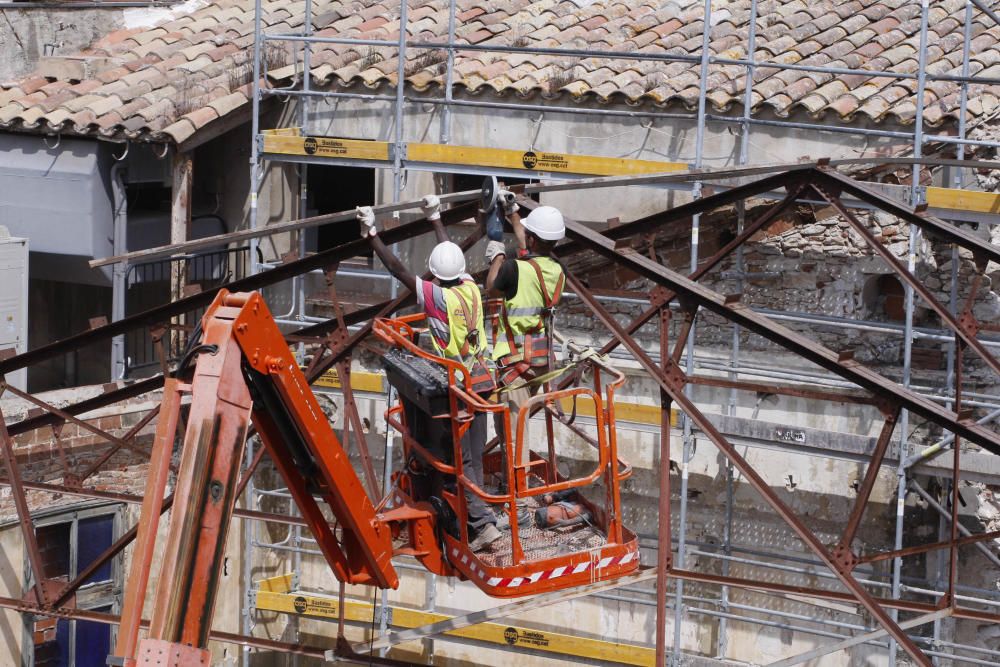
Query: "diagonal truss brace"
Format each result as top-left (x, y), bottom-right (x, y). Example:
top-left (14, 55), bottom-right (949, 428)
top-left (563, 269), bottom-right (932, 666)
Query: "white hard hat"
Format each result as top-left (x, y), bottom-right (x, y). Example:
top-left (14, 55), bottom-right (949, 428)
top-left (522, 206), bottom-right (565, 241)
top-left (428, 241), bottom-right (466, 281)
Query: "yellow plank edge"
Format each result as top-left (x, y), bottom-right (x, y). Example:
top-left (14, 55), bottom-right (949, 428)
top-left (308, 368), bottom-right (385, 394)
top-left (407, 142), bottom-right (686, 176)
top-left (927, 186), bottom-right (1000, 214)
top-left (557, 396), bottom-right (677, 427)
top-left (255, 589), bottom-right (654, 666)
top-left (262, 127), bottom-right (303, 137)
top-left (261, 130), bottom-right (1000, 214)
top-left (305, 366), bottom-right (673, 425)
top-left (256, 573), bottom-right (294, 593)
top-left (263, 134), bottom-right (390, 161)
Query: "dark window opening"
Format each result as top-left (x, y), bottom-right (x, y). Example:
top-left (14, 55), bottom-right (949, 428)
top-left (32, 510), bottom-right (117, 667)
top-left (308, 165), bottom-right (376, 254)
top-left (863, 274), bottom-right (906, 322)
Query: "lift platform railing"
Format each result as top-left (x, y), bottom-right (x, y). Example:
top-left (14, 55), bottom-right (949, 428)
top-left (373, 312), bottom-right (637, 587)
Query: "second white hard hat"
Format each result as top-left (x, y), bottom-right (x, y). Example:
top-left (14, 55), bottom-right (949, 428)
top-left (428, 241), bottom-right (466, 281)
top-left (522, 206), bottom-right (566, 241)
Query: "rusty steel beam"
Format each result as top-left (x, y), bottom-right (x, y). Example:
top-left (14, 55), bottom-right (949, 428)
top-left (76, 405), bottom-right (161, 483)
top-left (7, 377), bottom-right (163, 437)
top-left (860, 528), bottom-right (1000, 565)
top-left (0, 401), bottom-right (48, 606)
top-left (0, 596), bottom-right (331, 659)
top-left (668, 568), bottom-right (1000, 625)
top-left (4, 384), bottom-right (158, 466)
top-left (818, 187), bottom-right (1000, 380)
top-left (535, 183), bottom-right (805, 399)
top-left (564, 271), bottom-right (932, 665)
top-left (561, 215), bottom-right (1000, 456)
top-left (0, 478), bottom-right (308, 528)
top-left (0, 201), bottom-right (478, 377)
top-left (687, 375), bottom-right (876, 406)
top-left (816, 168), bottom-right (1000, 265)
top-left (838, 409), bottom-right (900, 553)
top-left (555, 170), bottom-right (806, 256)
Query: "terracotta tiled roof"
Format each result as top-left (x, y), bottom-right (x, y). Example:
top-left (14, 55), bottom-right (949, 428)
top-left (1, 0), bottom-right (999, 144)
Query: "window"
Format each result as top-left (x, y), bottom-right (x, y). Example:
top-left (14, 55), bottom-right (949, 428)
top-left (29, 506), bottom-right (120, 667)
top-left (862, 274), bottom-right (906, 322)
top-left (306, 165), bottom-right (376, 253)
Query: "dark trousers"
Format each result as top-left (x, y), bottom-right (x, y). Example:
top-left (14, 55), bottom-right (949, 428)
top-left (406, 397), bottom-right (495, 534)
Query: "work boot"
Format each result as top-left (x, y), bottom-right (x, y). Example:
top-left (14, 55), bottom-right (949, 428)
top-left (469, 523), bottom-right (502, 552)
top-left (495, 504), bottom-right (532, 530)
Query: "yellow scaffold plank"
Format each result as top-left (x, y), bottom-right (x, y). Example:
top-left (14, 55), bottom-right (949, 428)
top-left (927, 186), bottom-right (1000, 214)
top-left (262, 127), bottom-right (303, 137)
top-left (310, 368), bottom-right (385, 393)
top-left (557, 396), bottom-right (677, 427)
top-left (255, 588), bottom-right (654, 666)
top-left (263, 134), bottom-right (391, 160)
top-left (406, 142), bottom-right (687, 176)
top-left (304, 366), bottom-right (674, 425)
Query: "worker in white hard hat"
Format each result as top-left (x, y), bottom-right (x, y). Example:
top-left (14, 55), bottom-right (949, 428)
top-left (484, 197), bottom-right (566, 524)
top-left (358, 197), bottom-right (502, 552)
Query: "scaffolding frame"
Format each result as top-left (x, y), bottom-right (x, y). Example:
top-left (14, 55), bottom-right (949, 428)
top-left (3, 1), bottom-right (1000, 666)
top-left (239, 1), bottom-right (1000, 665)
top-left (2, 166), bottom-right (1000, 665)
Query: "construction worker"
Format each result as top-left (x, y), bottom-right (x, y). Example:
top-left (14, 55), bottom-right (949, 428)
top-left (358, 198), bottom-right (502, 552)
top-left (484, 199), bottom-right (566, 512)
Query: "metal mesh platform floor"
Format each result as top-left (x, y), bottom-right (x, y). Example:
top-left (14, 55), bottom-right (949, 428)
top-left (477, 496), bottom-right (607, 569)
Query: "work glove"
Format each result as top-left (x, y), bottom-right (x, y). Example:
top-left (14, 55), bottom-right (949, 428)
top-left (483, 207), bottom-right (505, 242)
top-left (356, 206), bottom-right (376, 237)
top-left (421, 194), bottom-right (441, 221)
top-left (486, 239), bottom-right (506, 264)
top-left (498, 189), bottom-right (517, 216)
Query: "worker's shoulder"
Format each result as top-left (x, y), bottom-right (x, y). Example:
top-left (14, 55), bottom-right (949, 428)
top-left (515, 254), bottom-right (564, 271)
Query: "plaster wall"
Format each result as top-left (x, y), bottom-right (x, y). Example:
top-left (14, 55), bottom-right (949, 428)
top-left (0, 7), bottom-right (126, 82)
top-left (245, 382), bottom-right (908, 666)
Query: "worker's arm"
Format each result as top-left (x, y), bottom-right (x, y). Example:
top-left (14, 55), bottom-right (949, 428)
top-left (485, 253), bottom-right (505, 295)
top-left (358, 206), bottom-right (418, 294)
top-left (510, 210), bottom-right (527, 253)
top-left (421, 194), bottom-right (449, 244)
top-left (485, 190), bottom-right (520, 295)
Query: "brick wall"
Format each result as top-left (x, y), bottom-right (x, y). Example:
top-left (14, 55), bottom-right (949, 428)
top-left (0, 386), bottom-right (164, 521)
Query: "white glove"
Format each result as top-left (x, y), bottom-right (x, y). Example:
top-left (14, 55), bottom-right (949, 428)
top-left (421, 194), bottom-right (441, 221)
top-left (486, 239), bottom-right (506, 263)
top-left (499, 190), bottom-right (517, 216)
top-left (356, 206), bottom-right (376, 237)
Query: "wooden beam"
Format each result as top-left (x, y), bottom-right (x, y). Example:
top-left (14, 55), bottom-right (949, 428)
top-left (170, 150), bottom-right (193, 350)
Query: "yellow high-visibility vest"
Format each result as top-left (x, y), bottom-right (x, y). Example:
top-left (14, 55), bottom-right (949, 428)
top-left (425, 280), bottom-right (493, 393)
top-left (493, 257), bottom-right (565, 365)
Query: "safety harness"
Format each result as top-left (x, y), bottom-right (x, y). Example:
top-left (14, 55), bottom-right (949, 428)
top-left (427, 281), bottom-right (496, 395)
top-left (494, 257), bottom-right (565, 387)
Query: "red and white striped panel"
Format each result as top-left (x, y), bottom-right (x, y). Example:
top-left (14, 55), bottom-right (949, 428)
top-left (451, 549), bottom-right (639, 589)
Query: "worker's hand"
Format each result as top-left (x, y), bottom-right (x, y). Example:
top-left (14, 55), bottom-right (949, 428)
top-left (421, 194), bottom-right (441, 221)
top-left (498, 190), bottom-right (517, 216)
top-left (356, 206), bottom-right (376, 237)
top-left (486, 239), bottom-right (506, 264)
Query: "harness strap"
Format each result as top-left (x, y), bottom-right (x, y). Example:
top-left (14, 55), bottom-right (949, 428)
top-left (451, 286), bottom-right (496, 393)
top-left (451, 286), bottom-right (479, 359)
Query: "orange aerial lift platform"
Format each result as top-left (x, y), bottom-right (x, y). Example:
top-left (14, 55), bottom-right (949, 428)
top-left (111, 290), bottom-right (638, 666)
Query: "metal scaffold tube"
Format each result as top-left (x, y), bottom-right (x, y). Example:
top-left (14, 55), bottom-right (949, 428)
top-left (889, 3), bottom-right (930, 664)
top-left (214, 1), bottom-right (1000, 664)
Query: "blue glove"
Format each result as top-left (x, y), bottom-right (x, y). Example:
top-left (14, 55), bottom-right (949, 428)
top-left (483, 206), bottom-right (504, 242)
